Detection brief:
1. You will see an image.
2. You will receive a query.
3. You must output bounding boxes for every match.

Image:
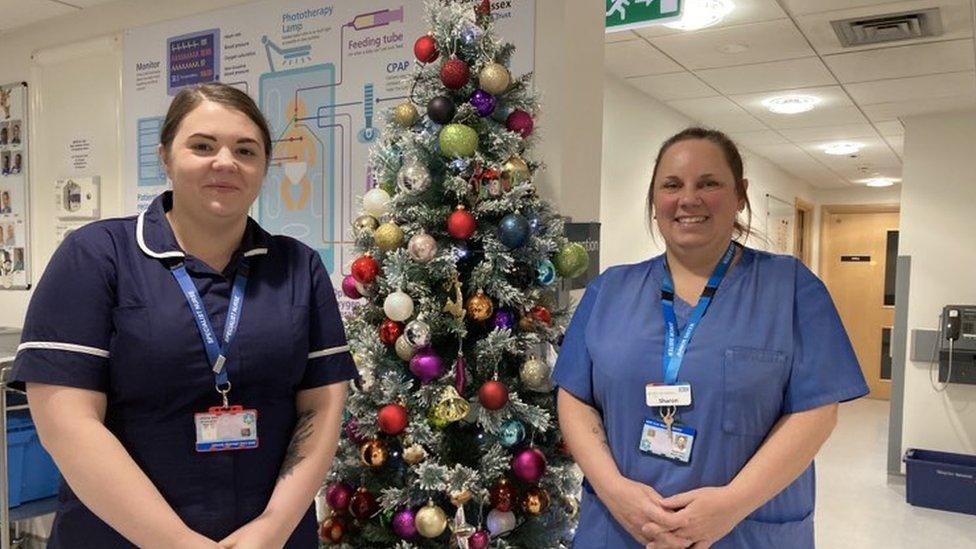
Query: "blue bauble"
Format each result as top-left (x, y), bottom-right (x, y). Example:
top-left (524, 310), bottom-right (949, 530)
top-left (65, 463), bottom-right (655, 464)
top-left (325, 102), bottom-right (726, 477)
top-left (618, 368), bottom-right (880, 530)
top-left (492, 104), bottom-right (516, 123)
top-left (498, 214), bottom-right (530, 248)
top-left (526, 212), bottom-right (545, 235)
top-left (537, 259), bottom-right (557, 286)
top-left (493, 308), bottom-right (516, 330)
top-left (452, 240), bottom-right (472, 261)
top-left (449, 158), bottom-right (471, 173)
top-left (461, 25), bottom-right (483, 45)
top-left (498, 419), bottom-right (526, 448)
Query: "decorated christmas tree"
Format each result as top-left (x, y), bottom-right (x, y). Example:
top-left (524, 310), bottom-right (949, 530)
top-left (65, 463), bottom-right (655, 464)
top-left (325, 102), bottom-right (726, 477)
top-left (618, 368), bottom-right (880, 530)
top-left (321, 1), bottom-right (590, 547)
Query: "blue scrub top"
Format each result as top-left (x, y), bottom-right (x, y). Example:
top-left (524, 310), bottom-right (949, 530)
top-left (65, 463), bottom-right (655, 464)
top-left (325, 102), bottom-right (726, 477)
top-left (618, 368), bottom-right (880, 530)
top-left (11, 192), bottom-right (358, 548)
top-left (553, 247), bottom-right (868, 549)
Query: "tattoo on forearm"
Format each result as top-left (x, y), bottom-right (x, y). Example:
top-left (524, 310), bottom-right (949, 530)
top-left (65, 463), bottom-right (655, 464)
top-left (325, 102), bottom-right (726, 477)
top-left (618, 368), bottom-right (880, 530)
top-left (588, 408), bottom-right (611, 452)
top-left (279, 410), bottom-right (316, 479)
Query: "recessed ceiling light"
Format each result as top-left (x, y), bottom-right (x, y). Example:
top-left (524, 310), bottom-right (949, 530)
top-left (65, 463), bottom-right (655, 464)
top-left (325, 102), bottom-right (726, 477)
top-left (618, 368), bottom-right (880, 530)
top-left (822, 142), bottom-right (863, 156)
top-left (664, 0), bottom-right (735, 31)
top-left (860, 177), bottom-right (899, 187)
top-left (717, 43), bottom-right (749, 54)
top-left (762, 95), bottom-right (820, 114)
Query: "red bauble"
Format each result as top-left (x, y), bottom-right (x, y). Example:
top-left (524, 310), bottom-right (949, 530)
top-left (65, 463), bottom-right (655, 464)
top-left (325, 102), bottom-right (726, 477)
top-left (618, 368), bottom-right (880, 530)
top-left (447, 206), bottom-right (477, 239)
top-left (511, 447), bottom-right (547, 484)
top-left (324, 481), bottom-right (354, 511)
top-left (414, 34), bottom-right (439, 63)
top-left (379, 319), bottom-right (404, 345)
top-left (489, 478), bottom-right (518, 512)
top-left (349, 487), bottom-right (380, 519)
top-left (377, 403), bottom-right (409, 435)
top-left (506, 109), bottom-right (534, 138)
top-left (440, 58), bottom-right (470, 90)
top-left (530, 305), bottom-right (552, 326)
top-left (478, 380), bottom-right (509, 410)
top-left (475, 0), bottom-right (491, 16)
top-left (319, 515), bottom-right (346, 543)
top-left (351, 255), bottom-right (379, 284)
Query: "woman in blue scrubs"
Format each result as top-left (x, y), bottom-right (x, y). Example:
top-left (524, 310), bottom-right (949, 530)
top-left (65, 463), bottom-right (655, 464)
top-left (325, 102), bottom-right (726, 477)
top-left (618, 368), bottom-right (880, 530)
top-left (554, 128), bottom-right (868, 549)
top-left (12, 83), bottom-right (357, 548)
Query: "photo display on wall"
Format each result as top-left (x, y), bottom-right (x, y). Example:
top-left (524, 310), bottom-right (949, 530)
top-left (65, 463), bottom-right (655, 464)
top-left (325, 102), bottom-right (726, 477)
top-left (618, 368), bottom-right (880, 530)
top-left (0, 82), bottom-right (31, 290)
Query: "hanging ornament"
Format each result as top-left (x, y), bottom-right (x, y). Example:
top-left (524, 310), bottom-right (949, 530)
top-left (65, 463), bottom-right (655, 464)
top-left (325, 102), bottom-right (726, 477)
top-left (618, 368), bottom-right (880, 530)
top-left (506, 109), bottom-right (534, 138)
top-left (448, 157), bottom-right (471, 173)
top-left (479, 62), bottom-right (511, 95)
top-left (511, 447), bottom-right (547, 483)
top-left (379, 319), bottom-right (404, 345)
top-left (460, 24), bottom-right (483, 45)
top-left (439, 124), bottom-right (478, 158)
top-left (354, 279), bottom-right (372, 297)
top-left (536, 260), bottom-right (556, 286)
top-left (324, 481), bottom-right (354, 512)
top-left (319, 514), bottom-right (347, 543)
top-left (465, 290), bottom-right (494, 321)
top-left (392, 507), bottom-right (418, 540)
top-left (427, 406), bottom-right (450, 429)
top-left (501, 155), bottom-right (530, 187)
top-left (362, 187), bottom-right (392, 218)
top-left (554, 242), bottom-right (590, 278)
top-left (393, 101), bottom-right (420, 127)
top-left (451, 240), bottom-right (472, 262)
top-left (350, 487), bottom-right (380, 519)
top-left (433, 385), bottom-right (470, 423)
top-left (450, 505), bottom-right (477, 548)
top-left (403, 443), bottom-right (427, 465)
top-left (498, 213), bottom-right (531, 248)
top-left (415, 501), bottom-right (448, 538)
top-left (478, 380), bottom-right (509, 410)
top-left (469, 89), bottom-right (497, 117)
top-left (530, 304), bottom-right (552, 326)
top-left (396, 160), bottom-right (432, 193)
top-left (404, 319), bottom-right (432, 348)
top-left (486, 509), bottom-right (516, 536)
top-left (414, 34), bottom-right (439, 63)
top-left (351, 255), bottom-right (379, 284)
top-left (498, 419), bottom-right (526, 448)
top-left (440, 57), bottom-right (471, 90)
top-left (527, 212), bottom-right (545, 235)
top-left (564, 496), bottom-right (580, 519)
top-left (373, 221), bottom-right (405, 252)
top-left (443, 275), bottom-right (466, 320)
top-left (447, 206), bottom-right (477, 239)
top-left (492, 308), bottom-right (516, 330)
top-left (341, 274), bottom-right (362, 299)
top-left (520, 357), bottom-right (552, 391)
top-left (489, 478), bottom-right (518, 511)
top-left (395, 335), bottom-right (416, 361)
top-left (407, 231), bottom-right (438, 262)
top-left (377, 403), bottom-right (409, 435)
top-left (521, 486), bottom-right (551, 516)
top-left (469, 530), bottom-right (491, 549)
top-left (453, 352), bottom-right (467, 392)
top-left (383, 290), bottom-right (415, 322)
top-left (409, 348), bottom-right (443, 383)
top-left (359, 439), bottom-right (389, 468)
top-left (450, 489), bottom-right (473, 507)
top-left (427, 95), bottom-right (456, 125)
top-left (492, 104), bottom-right (515, 123)
top-left (475, 0), bottom-right (492, 17)
top-left (353, 214), bottom-right (379, 236)
top-left (344, 417), bottom-right (367, 445)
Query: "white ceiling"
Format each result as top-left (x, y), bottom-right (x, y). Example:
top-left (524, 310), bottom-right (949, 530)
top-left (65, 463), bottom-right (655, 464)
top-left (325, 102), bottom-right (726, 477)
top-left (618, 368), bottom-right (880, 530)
top-left (0, 0), bottom-right (117, 35)
top-left (605, 0), bottom-right (976, 189)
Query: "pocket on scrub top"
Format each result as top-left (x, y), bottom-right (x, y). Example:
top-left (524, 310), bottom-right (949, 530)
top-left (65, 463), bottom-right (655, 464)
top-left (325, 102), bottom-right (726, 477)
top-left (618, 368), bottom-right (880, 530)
top-left (722, 346), bottom-right (788, 437)
top-left (729, 511), bottom-right (814, 549)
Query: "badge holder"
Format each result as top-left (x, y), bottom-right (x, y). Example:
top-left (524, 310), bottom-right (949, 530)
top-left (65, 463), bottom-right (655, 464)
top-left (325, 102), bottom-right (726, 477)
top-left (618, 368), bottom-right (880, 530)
top-left (639, 406), bottom-right (696, 464)
top-left (194, 381), bottom-right (260, 452)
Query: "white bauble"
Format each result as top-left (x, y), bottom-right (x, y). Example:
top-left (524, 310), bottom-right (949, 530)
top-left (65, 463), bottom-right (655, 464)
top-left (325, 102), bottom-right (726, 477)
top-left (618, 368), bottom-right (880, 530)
top-left (362, 188), bottom-right (391, 218)
top-left (486, 509), bottom-right (516, 536)
top-left (383, 290), bottom-right (415, 322)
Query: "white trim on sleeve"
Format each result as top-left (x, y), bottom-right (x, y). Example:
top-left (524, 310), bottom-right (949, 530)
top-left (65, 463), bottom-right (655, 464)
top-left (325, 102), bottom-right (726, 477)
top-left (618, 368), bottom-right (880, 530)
top-left (308, 345), bottom-right (350, 360)
top-left (17, 341), bottom-right (111, 358)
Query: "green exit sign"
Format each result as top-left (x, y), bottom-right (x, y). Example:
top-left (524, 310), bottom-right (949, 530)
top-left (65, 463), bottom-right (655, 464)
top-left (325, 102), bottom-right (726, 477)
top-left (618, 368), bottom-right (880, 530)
top-left (606, 0), bottom-right (683, 33)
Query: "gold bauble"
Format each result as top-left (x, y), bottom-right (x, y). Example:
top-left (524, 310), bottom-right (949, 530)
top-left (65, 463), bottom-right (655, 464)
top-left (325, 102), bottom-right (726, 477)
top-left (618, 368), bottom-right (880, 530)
top-left (519, 358), bottom-right (552, 392)
top-left (373, 222), bottom-right (404, 252)
top-left (521, 486), bottom-right (551, 516)
top-left (519, 313), bottom-right (536, 332)
top-left (359, 439), bottom-right (389, 468)
top-left (479, 62), bottom-right (511, 95)
top-left (415, 501), bottom-right (448, 538)
top-left (403, 443), bottom-right (427, 465)
top-left (393, 101), bottom-right (420, 127)
top-left (353, 214), bottom-right (379, 236)
top-left (433, 386), bottom-right (470, 423)
top-left (501, 156), bottom-right (530, 188)
top-left (465, 291), bottom-right (494, 321)
top-left (450, 489), bottom-right (473, 507)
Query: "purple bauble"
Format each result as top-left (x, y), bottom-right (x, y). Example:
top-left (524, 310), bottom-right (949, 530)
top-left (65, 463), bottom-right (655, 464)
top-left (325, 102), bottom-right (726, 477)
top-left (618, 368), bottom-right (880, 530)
top-left (325, 481), bottom-right (354, 511)
top-left (469, 530), bottom-right (490, 549)
top-left (409, 348), bottom-right (444, 383)
top-left (344, 418), bottom-right (367, 445)
top-left (341, 274), bottom-right (362, 299)
top-left (511, 447), bottom-right (547, 483)
top-left (392, 508), bottom-right (418, 540)
top-left (493, 308), bottom-right (516, 330)
top-left (469, 89), bottom-right (497, 117)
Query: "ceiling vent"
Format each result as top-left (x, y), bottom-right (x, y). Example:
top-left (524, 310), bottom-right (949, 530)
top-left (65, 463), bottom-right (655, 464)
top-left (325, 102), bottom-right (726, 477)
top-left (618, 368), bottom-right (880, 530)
top-left (831, 8), bottom-right (943, 47)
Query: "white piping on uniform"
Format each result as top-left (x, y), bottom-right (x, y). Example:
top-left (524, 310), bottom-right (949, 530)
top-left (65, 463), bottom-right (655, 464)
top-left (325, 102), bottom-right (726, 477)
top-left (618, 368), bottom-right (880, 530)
top-left (136, 210), bottom-right (185, 260)
top-left (243, 248), bottom-right (269, 257)
top-left (17, 341), bottom-right (111, 358)
top-left (308, 345), bottom-right (350, 359)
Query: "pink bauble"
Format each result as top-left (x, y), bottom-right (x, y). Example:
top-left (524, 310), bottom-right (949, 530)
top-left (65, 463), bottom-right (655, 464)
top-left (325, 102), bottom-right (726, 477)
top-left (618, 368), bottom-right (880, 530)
top-left (469, 530), bottom-right (490, 549)
top-left (344, 418), bottom-right (367, 445)
top-left (506, 109), bottom-right (534, 138)
top-left (409, 348), bottom-right (444, 383)
top-left (341, 274), bottom-right (362, 299)
top-left (392, 507), bottom-right (418, 539)
top-left (511, 447), bottom-right (547, 484)
top-left (325, 481), bottom-right (354, 511)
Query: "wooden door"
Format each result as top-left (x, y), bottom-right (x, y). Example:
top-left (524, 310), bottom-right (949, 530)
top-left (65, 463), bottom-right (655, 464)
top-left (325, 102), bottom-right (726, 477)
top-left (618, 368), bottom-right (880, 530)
top-left (820, 208), bottom-right (899, 400)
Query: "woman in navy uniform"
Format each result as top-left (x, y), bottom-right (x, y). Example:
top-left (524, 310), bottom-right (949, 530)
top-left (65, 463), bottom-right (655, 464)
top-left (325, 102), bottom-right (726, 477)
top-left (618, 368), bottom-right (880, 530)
top-left (554, 128), bottom-right (868, 548)
top-left (12, 83), bottom-right (357, 548)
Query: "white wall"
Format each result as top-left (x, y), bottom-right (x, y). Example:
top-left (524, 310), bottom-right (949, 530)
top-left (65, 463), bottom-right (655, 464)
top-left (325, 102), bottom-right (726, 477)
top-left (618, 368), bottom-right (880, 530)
top-left (899, 109), bottom-right (976, 457)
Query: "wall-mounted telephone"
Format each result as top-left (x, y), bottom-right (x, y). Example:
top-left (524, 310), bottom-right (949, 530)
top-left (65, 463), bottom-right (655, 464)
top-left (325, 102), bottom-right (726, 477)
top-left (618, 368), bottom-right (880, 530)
top-left (938, 305), bottom-right (976, 386)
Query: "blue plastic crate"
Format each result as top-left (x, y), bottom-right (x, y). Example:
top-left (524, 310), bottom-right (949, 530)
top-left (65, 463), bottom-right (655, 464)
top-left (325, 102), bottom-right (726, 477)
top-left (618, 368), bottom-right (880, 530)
top-left (903, 448), bottom-right (976, 516)
top-left (6, 412), bottom-right (61, 507)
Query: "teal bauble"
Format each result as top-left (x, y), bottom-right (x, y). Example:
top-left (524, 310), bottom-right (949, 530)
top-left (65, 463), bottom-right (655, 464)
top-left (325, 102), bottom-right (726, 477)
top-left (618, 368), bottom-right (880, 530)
top-left (554, 242), bottom-right (589, 278)
top-left (537, 259), bottom-right (556, 286)
top-left (498, 213), bottom-right (530, 248)
top-left (439, 124), bottom-right (479, 158)
top-left (498, 419), bottom-right (526, 448)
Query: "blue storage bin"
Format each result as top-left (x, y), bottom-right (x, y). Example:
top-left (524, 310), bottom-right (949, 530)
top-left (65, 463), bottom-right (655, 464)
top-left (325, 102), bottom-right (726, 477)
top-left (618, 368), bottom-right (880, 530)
top-left (6, 412), bottom-right (61, 507)
top-left (903, 448), bottom-right (976, 516)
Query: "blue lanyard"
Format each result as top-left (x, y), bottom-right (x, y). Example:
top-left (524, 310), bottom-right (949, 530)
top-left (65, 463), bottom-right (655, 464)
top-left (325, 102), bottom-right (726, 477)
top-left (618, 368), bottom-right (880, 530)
top-left (661, 242), bottom-right (736, 385)
top-left (170, 260), bottom-right (249, 401)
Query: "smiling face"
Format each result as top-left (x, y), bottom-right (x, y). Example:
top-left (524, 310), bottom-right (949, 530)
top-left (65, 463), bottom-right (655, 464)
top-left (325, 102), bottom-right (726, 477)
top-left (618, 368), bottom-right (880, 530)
top-left (651, 138), bottom-right (746, 252)
top-left (160, 100), bottom-right (267, 222)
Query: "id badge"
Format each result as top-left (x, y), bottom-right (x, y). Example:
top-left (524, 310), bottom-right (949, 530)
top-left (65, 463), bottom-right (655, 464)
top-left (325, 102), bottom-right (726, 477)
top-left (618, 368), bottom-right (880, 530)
top-left (645, 383), bottom-right (692, 407)
top-left (638, 417), bottom-right (696, 463)
top-left (194, 405), bottom-right (259, 452)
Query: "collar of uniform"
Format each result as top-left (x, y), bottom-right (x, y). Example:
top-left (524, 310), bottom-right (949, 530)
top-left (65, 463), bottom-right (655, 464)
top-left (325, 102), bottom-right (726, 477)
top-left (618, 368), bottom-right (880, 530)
top-left (136, 191), bottom-right (271, 260)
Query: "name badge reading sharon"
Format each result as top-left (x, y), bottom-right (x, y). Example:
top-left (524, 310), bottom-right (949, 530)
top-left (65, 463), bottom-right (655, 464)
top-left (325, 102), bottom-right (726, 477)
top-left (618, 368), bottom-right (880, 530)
top-left (645, 383), bottom-right (692, 407)
top-left (194, 406), bottom-right (259, 452)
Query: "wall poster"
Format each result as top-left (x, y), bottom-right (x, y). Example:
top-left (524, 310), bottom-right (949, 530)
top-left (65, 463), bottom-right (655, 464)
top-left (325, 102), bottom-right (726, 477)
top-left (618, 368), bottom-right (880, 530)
top-left (0, 82), bottom-right (31, 290)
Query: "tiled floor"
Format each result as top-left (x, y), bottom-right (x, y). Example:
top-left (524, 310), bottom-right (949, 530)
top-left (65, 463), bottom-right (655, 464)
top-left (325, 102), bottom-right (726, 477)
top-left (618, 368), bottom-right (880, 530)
top-left (816, 398), bottom-right (976, 548)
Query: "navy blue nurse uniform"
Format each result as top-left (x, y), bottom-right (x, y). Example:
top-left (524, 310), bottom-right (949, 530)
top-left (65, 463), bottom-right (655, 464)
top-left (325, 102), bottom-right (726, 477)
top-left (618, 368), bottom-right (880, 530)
top-left (553, 247), bottom-right (868, 549)
top-left (11, 191), bottom-right (358, 548)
